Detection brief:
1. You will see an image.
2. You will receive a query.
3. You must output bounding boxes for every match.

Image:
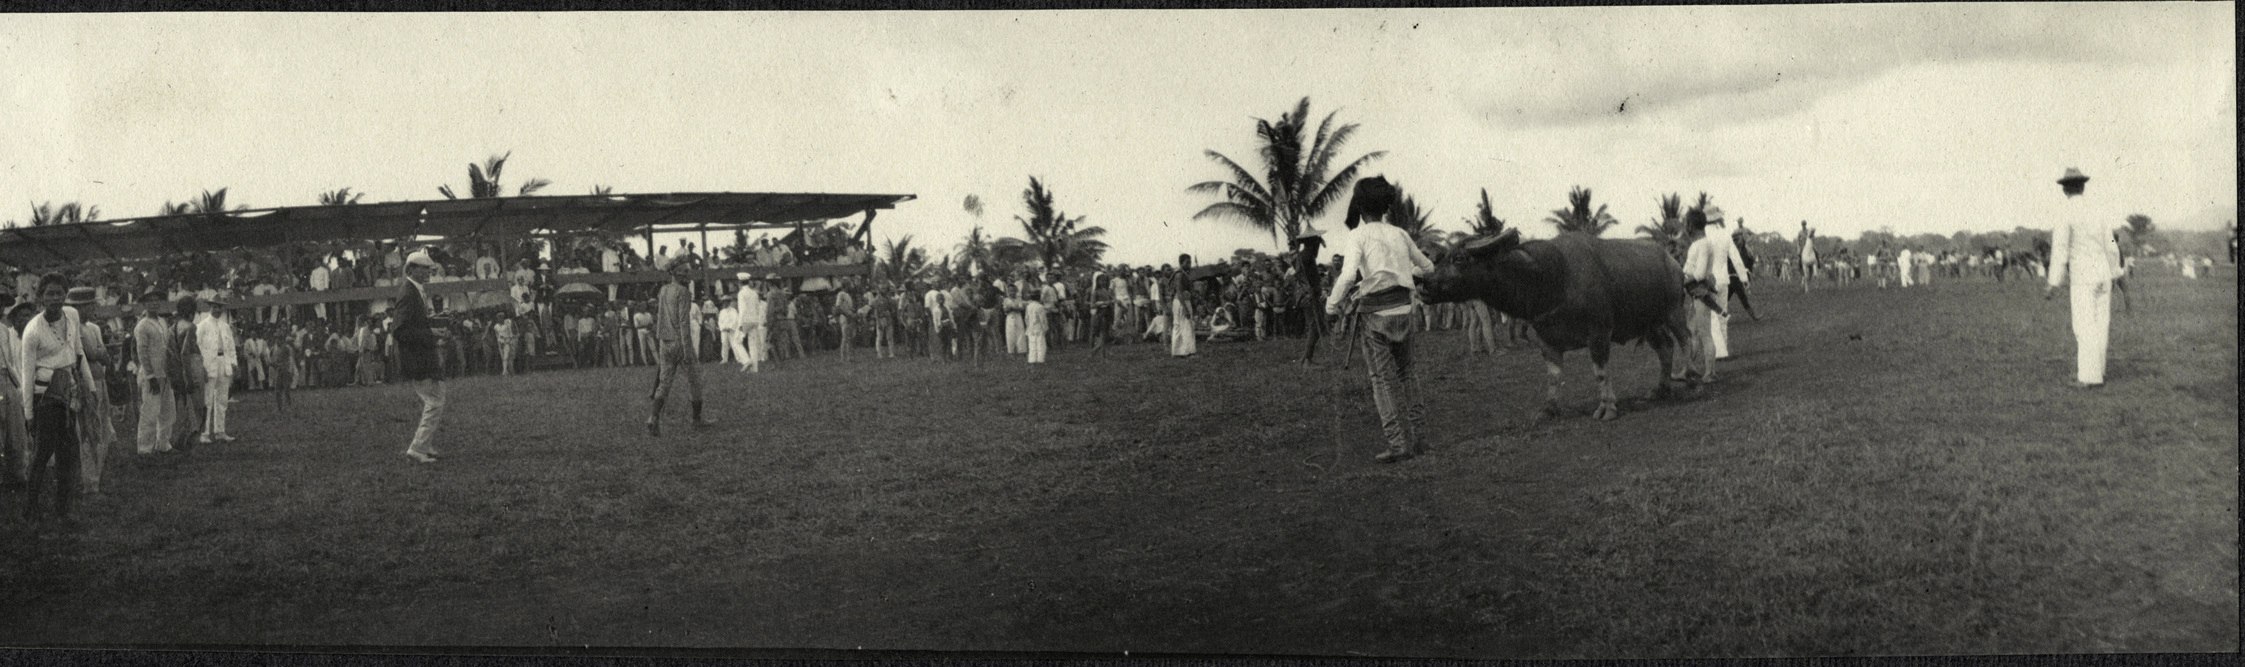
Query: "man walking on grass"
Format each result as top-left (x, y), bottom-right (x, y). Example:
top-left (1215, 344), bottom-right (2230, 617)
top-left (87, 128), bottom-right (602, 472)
top-left (647, 256), bottom-right (717, 436)
top-left (1325, 177), bottom-right (1434, 464)
top-left (2044, 167), bottom-right (2125, 388)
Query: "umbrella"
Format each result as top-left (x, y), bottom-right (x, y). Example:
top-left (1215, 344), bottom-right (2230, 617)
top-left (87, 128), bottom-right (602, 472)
top-left (553, 283), bottom-right (606, 304)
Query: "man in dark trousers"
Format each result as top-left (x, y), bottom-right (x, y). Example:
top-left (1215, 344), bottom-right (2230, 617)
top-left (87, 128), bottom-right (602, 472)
top-left (395, 251), bottom-right (450, 463)
top-left (646, 256), bottom-right (716, 436)
top-left (1291, 230), bottom-right (1329, 364)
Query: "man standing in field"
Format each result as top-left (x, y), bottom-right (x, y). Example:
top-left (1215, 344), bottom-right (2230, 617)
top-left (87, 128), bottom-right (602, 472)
top-left (1325, 177), bottom-right (1433, 464)
top-left (196, 298), bottom-right (238, 444)
top-left (646, 256), bottom-right (716, 437)
top-left (1682, 207), bottom-right (1751, 378)
top-left (132, 292), bottom-right (174, 456)
top-left (1796, 221), bottom-right (1817, 293)
top-left (395, 251), bottom-right (449, 463)
top-left (2044, 167), bottom-right (2124, 388)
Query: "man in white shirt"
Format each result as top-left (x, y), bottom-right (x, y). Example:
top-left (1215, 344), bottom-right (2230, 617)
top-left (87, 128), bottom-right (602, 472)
top-left (309, 261), bottom-right (331, 319)
top-left (1897, 247), bottom-right (1916, 288)
top-left (21, 273), bottom-right (90, 520)
top-left (717, 296), bottom-right (743, 365)
top-left (197, 300), bottom-right (239, 443)
top-left (1681, 207), bottom-right (1752, 379)
top-left (2044, 168), bottom-right (2125, 388)
top-left (132, 292), bottom-right (175, 455)
top-left (1324, 177), bottom-right (1435, 464)
top-left (921, 282), bottom-right (945, 360)
top-left (735, 274), bottom-right (767, 372)
top-left (600, 244), bottom-right (622, 300)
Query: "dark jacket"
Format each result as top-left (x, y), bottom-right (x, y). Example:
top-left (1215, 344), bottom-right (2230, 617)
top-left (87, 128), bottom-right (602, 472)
top-left (394, 280), bottom-right (446, 382)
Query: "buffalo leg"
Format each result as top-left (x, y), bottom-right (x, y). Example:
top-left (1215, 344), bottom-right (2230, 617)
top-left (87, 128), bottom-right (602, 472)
top-left (1650, 329), bottom-right (1680, 400)
top-left (1539, 345), bottom-right (1565, 419)
top-left (1588, 338), bottom-right (1619, 421)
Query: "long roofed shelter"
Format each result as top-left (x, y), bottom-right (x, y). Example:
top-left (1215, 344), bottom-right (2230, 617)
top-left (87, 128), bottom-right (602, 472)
top-left (1, 191), bottom-right (915, 317)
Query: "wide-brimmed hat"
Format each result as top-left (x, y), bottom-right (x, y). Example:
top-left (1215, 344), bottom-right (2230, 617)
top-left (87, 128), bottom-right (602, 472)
top-left (64, 287), bottom-right (96, 305)
top-left (406, 250), bottom-right (440, 269)
top-left (1343, 176), bottom-right (1397, 229)
top-left (735, 271), bottom-right (753, 281)
top-left (1703, 206), bottom-right (1726, 225)
top-left (2057, 167), bottom-right (2089, 185)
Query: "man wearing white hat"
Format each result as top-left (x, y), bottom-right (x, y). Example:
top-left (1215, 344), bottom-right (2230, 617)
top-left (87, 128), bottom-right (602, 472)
top-left (395, 250), bottom-right (449, 462)
top-left (1681, 206), bottom-right (1750, 379)
top-left (2044, 167), bottom-right (2124, 388)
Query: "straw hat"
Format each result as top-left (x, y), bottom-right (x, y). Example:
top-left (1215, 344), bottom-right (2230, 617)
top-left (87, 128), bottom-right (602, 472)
top-left (64, 287), bottom-right (96, 306)
top-left (2057, 167), bottom-right (2089, 185)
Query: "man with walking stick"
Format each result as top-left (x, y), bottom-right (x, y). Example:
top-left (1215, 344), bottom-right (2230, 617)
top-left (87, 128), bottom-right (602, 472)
top-left (1324, 176), bottom-right (1435, 464)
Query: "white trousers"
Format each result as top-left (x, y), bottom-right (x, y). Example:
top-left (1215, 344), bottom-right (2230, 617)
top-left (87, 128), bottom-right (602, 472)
top-left (409, 379), bottom-right (447, 455)
top-left (1026, 327), bottom-right (1048, 363)
top-left (1711, 309), bottom-right (1732, 359)
top-left (1169, 299), bottom-right (1197, 357)
top-left (204, 372), bottom-right (233, 437)
top-left (137, 380), bottom-right (175, 454)
top-left (2070, 279), bottom-right (2111, 385)
top-left (720, 328), bottom-right (742, 363)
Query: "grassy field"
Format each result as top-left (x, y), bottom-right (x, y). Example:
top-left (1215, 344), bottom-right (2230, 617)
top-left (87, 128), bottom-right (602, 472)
top-left (0, 270), bottom-right (2234, 658)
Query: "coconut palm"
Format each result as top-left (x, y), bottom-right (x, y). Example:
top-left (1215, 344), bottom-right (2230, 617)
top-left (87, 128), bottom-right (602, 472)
top-left (1386, 187), bottom-right (1446, 257)
top-left (1545, 186), bottom-right (1619, 237)
top-left (1464, 188), bottom-right (1509, 238)
top-left (1636, 193), bottom-right (1686, 260)
top-left (880, 235), bottom-right (930, 283)
top-left (957, 224), bottom-right (999, 277)
top-left (1000, 177), bottom-right (1110, 271)
top-left (1188, 96), bottom-right (1385, 247)
top-left (193, 188), bottom-right (240, 215)
top-left (590, 185), bottom-right (614, 196)
top-left (438, 151), bottom-right (550, 199)
top-left (318, 188), bottom-right (365, 206)
top-left (26, 201), bottom-right (100, 227)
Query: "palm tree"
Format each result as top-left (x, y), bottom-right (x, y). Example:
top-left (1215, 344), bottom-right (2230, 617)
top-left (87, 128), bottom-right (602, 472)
top-left (1545, 186), bottom-right (1619, 237)
top-left (1001, 177), bottom-right (1111, 271)
top-left (1188, 97), bottom-right (1385, 246)
top-left (193, 188), bottom-right (240, 214)
top-left (590, 185), bottom-right (614, 196)
top-left (318, 187), bottom-right (365, 206)
top-left (1386, 186), bottom-right (1445, 257)
top-left (1636, 193), bottom-right (1686, 260)
top-left (438, 151), bottom-right (550, 199)
top-left (880, 235), bottom-right (930, 283)
top-left (1465, 188), bottom-right (1509, 237)
top-left (957, 224), bottom-right (997, 277)
top-left (26, 201), bottom-right (100, 226)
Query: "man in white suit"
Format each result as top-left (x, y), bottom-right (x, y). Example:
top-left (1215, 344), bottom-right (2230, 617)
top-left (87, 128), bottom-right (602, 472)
top-left (197, 299), bottom-right (239, 443)
top-left (1682, 207), bottom-right (1752, 380)
top-left (734, 273), bottom-right (766, 372)
top-left (2044, 167), bottom-right (2125, 388)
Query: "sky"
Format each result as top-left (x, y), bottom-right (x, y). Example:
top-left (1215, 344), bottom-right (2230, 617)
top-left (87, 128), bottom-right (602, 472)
top-left (0, 4), bottom-right (2233, 267)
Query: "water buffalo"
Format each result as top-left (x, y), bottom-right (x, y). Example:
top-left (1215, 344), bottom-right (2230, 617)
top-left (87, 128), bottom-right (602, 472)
top-left (1419, 229), bottom-right (1695, 420)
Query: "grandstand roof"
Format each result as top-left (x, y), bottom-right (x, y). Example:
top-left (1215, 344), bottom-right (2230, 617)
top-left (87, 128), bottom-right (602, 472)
top-left (0, 191), bottom-right (915, 270)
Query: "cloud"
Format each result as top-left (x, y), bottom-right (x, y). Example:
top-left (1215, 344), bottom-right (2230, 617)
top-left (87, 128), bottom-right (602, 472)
top-left (1454, 3), bottom-right (2216, 130)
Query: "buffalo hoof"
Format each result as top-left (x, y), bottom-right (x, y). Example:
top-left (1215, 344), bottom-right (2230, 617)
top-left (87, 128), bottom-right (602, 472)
top-left (1592, 403), bottom-right (1620, 421)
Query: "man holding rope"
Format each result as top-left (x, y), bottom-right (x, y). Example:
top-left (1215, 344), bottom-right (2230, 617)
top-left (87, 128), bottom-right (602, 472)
top-left (1324, 176), bottom-right (1435, 464)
